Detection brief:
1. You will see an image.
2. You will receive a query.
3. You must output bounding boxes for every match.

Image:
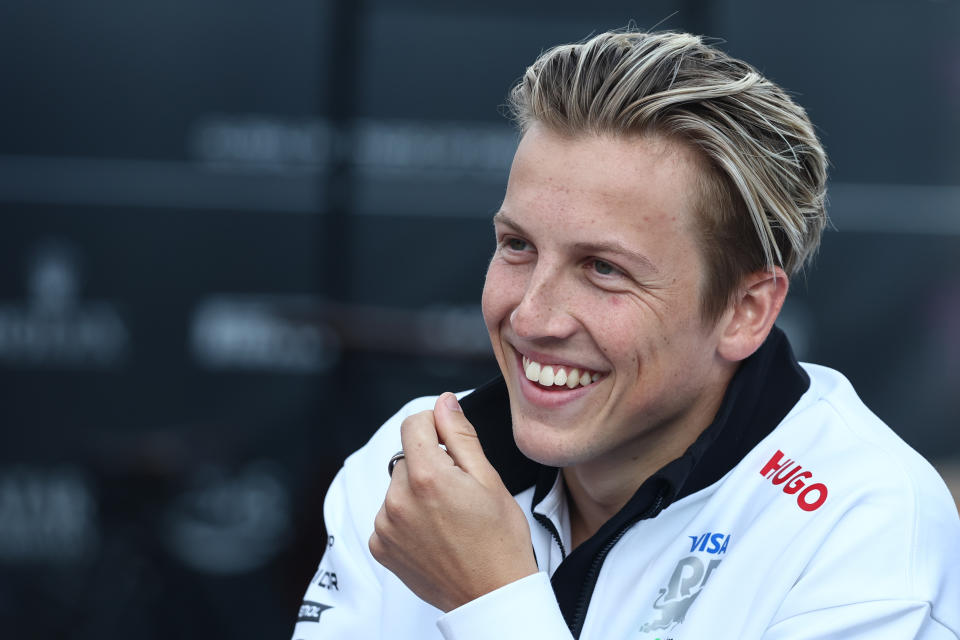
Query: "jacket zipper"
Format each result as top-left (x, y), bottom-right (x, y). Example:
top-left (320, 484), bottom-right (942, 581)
top-left (568, 488), bottom-right (666, 638)
top-left (533, 512), bottom-right (567, 560)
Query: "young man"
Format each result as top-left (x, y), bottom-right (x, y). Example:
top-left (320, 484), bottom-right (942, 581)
top-left (293, 31), bottom-right (960, 640)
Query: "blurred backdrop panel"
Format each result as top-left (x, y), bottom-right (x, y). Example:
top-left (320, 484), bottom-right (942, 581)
top-left (1, 1), bottom-right (957, 638)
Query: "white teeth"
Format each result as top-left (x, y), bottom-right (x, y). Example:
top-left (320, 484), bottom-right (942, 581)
top-left (525, 360), bottom-right (541, 381)
top-left (522, 357), bottom-right (602, 389)
top-left (539, 365), bottom-right (555, 386)
top-left (553, 368), bottom-right (567, 386)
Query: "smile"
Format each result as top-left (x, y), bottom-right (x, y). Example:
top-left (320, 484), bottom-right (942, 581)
top-left (521, 355), bottom-right (603, 390)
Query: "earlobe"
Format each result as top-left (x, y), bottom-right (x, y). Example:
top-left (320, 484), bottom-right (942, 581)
top-left (717, 267), bottom-right (789, 362)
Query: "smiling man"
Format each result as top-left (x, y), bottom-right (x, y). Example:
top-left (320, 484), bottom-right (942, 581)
top-left (293, 31), bottom-right (960, 640)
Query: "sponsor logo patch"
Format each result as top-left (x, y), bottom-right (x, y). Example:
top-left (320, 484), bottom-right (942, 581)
top-left (639, 556), bottom-right (721, 634)
top-left (297, 600), bottom-right (333, 623)
top-left (687, 532), bottom-right (730, 555)
top-left (311, 569), bottom-right (339, 591)
top-left (760, 450), bottom-right (828, 511)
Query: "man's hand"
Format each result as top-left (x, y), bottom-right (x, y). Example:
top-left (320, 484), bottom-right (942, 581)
top-left (369, 392), bottom-right (538, 612)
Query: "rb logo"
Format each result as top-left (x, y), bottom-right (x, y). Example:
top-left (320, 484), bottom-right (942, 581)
top-left (639, 555), bottom-right (721, 633)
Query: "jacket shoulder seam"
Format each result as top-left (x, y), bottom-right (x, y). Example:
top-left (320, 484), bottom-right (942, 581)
top-left (816, 394), bottom-right (920, 595)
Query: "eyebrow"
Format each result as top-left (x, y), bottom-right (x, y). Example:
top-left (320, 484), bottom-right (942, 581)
top-left (493, 211), bottom-right (661, 276)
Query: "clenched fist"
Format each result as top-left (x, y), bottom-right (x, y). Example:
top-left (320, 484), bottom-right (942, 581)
top-left (369, 392), bottom-right (539, 612)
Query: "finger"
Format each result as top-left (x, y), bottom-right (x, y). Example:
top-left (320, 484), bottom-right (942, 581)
top-left (399, 410), bottom-right (452, 471)
top-left (388, 451), bottom-right (407, 484)
top-left (432, 392), bottom-right (499, 484)
top-left (369, 507), bottom-right (397, 568)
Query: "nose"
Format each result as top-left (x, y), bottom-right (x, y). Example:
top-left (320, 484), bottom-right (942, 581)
top-left (509, 263), bottom-right (579, 341)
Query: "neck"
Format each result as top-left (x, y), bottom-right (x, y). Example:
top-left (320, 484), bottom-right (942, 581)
top-left (562, 432), bottom-right (681, 549)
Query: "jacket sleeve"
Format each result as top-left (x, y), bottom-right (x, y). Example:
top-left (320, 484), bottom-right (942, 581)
top-left (436, 572), bottom-right (574, 640)
top-left (290, 462), bottom-right (383, 640)
top-left (290, 395), bottom-right (437, 640)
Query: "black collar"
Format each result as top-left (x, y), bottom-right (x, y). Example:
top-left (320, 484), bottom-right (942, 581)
top-left (459, 326), bottom-right (810, 636)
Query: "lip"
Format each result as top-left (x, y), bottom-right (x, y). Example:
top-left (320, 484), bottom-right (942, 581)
top-left (513, 349), bottom-right (600, 409)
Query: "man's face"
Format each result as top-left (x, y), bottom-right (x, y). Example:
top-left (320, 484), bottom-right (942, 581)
top-left (481, 125), bottom-right (736, 474)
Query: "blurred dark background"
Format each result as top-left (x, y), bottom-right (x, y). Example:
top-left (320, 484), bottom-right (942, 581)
top-left (1, 1), bottom-right (958, 637)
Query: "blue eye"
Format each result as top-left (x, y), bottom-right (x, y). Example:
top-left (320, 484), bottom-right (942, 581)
top-left (506, 238), bottom-right (528, 251)
top-left (592, 259), bottom-right (616, 275)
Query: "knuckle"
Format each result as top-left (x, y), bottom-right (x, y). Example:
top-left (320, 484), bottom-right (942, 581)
top-left (373, 504), bottom-right (388, 531)
top-left (383, 491), bottom-right (406, 519)
top-left (455, 426), bottom-right (479, 440)
top-left (368, 532), bottom-right (384, 560)
top-left (401, 410), bottom-right (430, 431)
top-left (406, 466), bottom-right (437, 495)
top-left (400, 410), bottom-right (435, 439)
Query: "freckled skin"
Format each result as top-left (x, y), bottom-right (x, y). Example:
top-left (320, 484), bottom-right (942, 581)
top-left (481, 125), bottom-right (740, 528)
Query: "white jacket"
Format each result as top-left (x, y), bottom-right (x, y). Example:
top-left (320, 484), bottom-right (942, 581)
top-left (292, 330), bottom-right (960, 640)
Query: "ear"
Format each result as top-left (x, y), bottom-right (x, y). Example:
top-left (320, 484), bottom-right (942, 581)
top-left (716, 267), bottom-right (789, 362)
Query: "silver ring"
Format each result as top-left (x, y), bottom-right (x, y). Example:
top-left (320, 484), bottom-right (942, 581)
top-left (387, 450), bottom-right (405, 476)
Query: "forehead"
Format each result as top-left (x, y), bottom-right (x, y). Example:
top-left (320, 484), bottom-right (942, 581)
top-left (501, 125), bottom-right (707, 247)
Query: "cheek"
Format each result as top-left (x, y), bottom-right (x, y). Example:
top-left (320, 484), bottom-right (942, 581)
top-left (481, 262), bottom-right (516, 330)
top-left (577, 297), bottom-right (645, 355)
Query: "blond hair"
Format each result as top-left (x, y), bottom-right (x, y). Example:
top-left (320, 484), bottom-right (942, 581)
top-left (508, 30), bottom-right (828, 321)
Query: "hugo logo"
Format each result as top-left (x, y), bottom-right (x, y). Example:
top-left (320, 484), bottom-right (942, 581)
top-left (760, 450), bottom-right (828, 512)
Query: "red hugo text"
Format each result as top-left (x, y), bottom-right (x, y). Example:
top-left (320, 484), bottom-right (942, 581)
top-left (760, 450), bottom-right (828, 512)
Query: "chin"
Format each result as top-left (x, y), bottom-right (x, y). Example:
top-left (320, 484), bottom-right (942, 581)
top-left (512, 417), bottom-right (588, 468)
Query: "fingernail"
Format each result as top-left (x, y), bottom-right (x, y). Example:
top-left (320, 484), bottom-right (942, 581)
top-left (444, 393), bottom-right (462, 413)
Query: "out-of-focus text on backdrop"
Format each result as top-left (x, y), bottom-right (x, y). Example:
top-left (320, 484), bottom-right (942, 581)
top-left (1, 1), bottom-right (958, 637)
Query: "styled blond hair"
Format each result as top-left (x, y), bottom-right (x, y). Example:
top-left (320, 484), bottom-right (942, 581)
top-left (508, 30), bottom-right (828, 322)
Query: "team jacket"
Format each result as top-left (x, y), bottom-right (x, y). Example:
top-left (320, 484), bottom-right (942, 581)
top-left (292, 329), bottom-right (960, 639)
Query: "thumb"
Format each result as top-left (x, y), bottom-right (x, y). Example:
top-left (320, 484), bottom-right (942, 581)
top-left (433, 392), bottom-right (499, 485)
